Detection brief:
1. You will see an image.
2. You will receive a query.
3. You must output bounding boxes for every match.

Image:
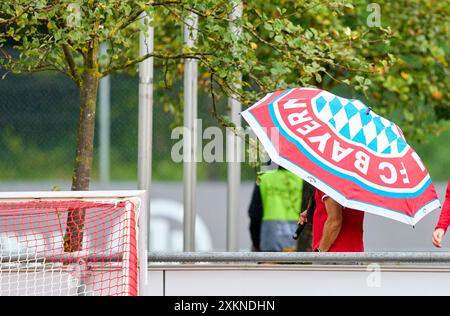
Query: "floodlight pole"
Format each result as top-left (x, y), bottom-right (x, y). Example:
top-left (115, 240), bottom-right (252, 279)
top-left (99, 43), bottom-right (111, 185)
top-left (226, 0), bottom-right (242, 252)
top-left (138, 14), bottom-right (153, 295)
top-left (183, 13), bottom-right (198, 252)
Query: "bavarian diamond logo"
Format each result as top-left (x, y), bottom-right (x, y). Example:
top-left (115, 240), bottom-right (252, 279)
top-left (311, 91), bottom-right (409, 156)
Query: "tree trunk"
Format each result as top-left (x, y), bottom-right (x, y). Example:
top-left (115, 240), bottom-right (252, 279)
top-left (64, 68), bottom-right (99, 252)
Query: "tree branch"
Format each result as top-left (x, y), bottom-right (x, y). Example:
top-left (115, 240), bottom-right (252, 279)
top-left (101, 52), bottom-right (210, 77)
top-left (108, 8), bottom-right (145, 39)
top-left (180, 1), bottom-right (233, 22)
top-left (62, 44), bottom-right (82, 86)
top-left (0, 4), bottom-right (33, 27)
top-left (108, 1), bottom-right (182, 39)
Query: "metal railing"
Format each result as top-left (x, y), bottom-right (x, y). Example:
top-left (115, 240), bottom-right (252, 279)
top-left (148, 251), bottom-right (450, 264)
top-left (3, 252), bottom-right (450, 265)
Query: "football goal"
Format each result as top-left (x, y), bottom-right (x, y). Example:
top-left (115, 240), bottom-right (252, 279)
top-left (0, 190), bottom-right (147, 296)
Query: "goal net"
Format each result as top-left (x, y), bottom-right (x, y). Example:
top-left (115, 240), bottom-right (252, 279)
top-left (0, 191), bottom-right (146, 296)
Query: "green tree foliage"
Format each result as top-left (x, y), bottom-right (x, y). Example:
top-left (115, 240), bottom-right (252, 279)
top-left (349, 0), bottom-right (450, 141)
top-left (0, 0), bottom-right (393, 189)
top-left (150, 0), bottom-right (392, 126)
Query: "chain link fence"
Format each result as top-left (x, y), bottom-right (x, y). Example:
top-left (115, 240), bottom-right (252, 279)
top-left (0, 72), bottom-right (78, 181)
top-left (1, 68), bottom-right (448, 185)
top-left (0, 70), bottom-right (449, 253)
top-left (0, 71), bottom-right (258, 185)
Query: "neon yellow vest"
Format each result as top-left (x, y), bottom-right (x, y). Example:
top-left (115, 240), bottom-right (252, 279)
top-left (258, 170), bottom-right (303, 221)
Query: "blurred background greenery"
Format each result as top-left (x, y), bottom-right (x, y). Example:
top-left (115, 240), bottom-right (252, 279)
top-left (1, 0), bottom-right (448, 184)
top-left (0, 71), bottom-right (254, 182)
top-left (0, 70), bottom-right (448, 183)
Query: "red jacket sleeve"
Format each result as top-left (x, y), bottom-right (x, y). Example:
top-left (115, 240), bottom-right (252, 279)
top-left (436, 181), bottom-right (450, 232)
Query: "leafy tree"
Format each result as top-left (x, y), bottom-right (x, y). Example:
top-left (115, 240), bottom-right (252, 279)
top-left (1, 0), bottom-right (390, 187)
top-left (0, 0), bottom-right (396, 251)
top-left (348, 0), bottom-right (450, 141)
top-left (152, 0), bottom-right (393, 126)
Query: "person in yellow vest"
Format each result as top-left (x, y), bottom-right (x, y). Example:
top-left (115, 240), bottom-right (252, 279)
top-left (248, 165), bottom-right (303, 252)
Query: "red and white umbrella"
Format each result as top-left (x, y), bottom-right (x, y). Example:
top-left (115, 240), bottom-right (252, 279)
top-left (242, 87), bottom-right (441, 225)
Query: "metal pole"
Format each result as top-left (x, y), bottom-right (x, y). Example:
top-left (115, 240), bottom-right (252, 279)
top-left (138, 14), bottom-right (153, 295)
top-left (148, 251), bottom-right (450, 264)
top-left (183, 12), bottom-right (198, 252)
top-left (226, 1), bottom-right (242, 252)
top-left (99, 43), bottom-right (111, 185)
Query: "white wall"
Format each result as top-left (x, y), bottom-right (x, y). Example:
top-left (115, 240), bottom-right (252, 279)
top-left (147, 264), bottom-right (450, 296)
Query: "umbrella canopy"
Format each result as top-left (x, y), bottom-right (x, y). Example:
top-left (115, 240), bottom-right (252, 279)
top-left (242, 87), bottom-right (441, 225)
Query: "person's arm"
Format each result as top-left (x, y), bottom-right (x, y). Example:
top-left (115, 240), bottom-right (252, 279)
top-left (298, 185), bottom-right (316, 225)
top-left (248, 185), bottom-right (263, 251)
top-left (318, 196), bottom-right (343, 252)
top-left (432, 182), bottom-right (450, 248)
top-left (298, 194), bottom-right (315, 225)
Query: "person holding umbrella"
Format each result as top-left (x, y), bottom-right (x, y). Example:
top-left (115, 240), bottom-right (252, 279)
top-left (299, 189), bottom-right (364, 252)
top-left (432, 181), bottom-right (450, 248)
top-left (242, 87), bottom-right (440, 233)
